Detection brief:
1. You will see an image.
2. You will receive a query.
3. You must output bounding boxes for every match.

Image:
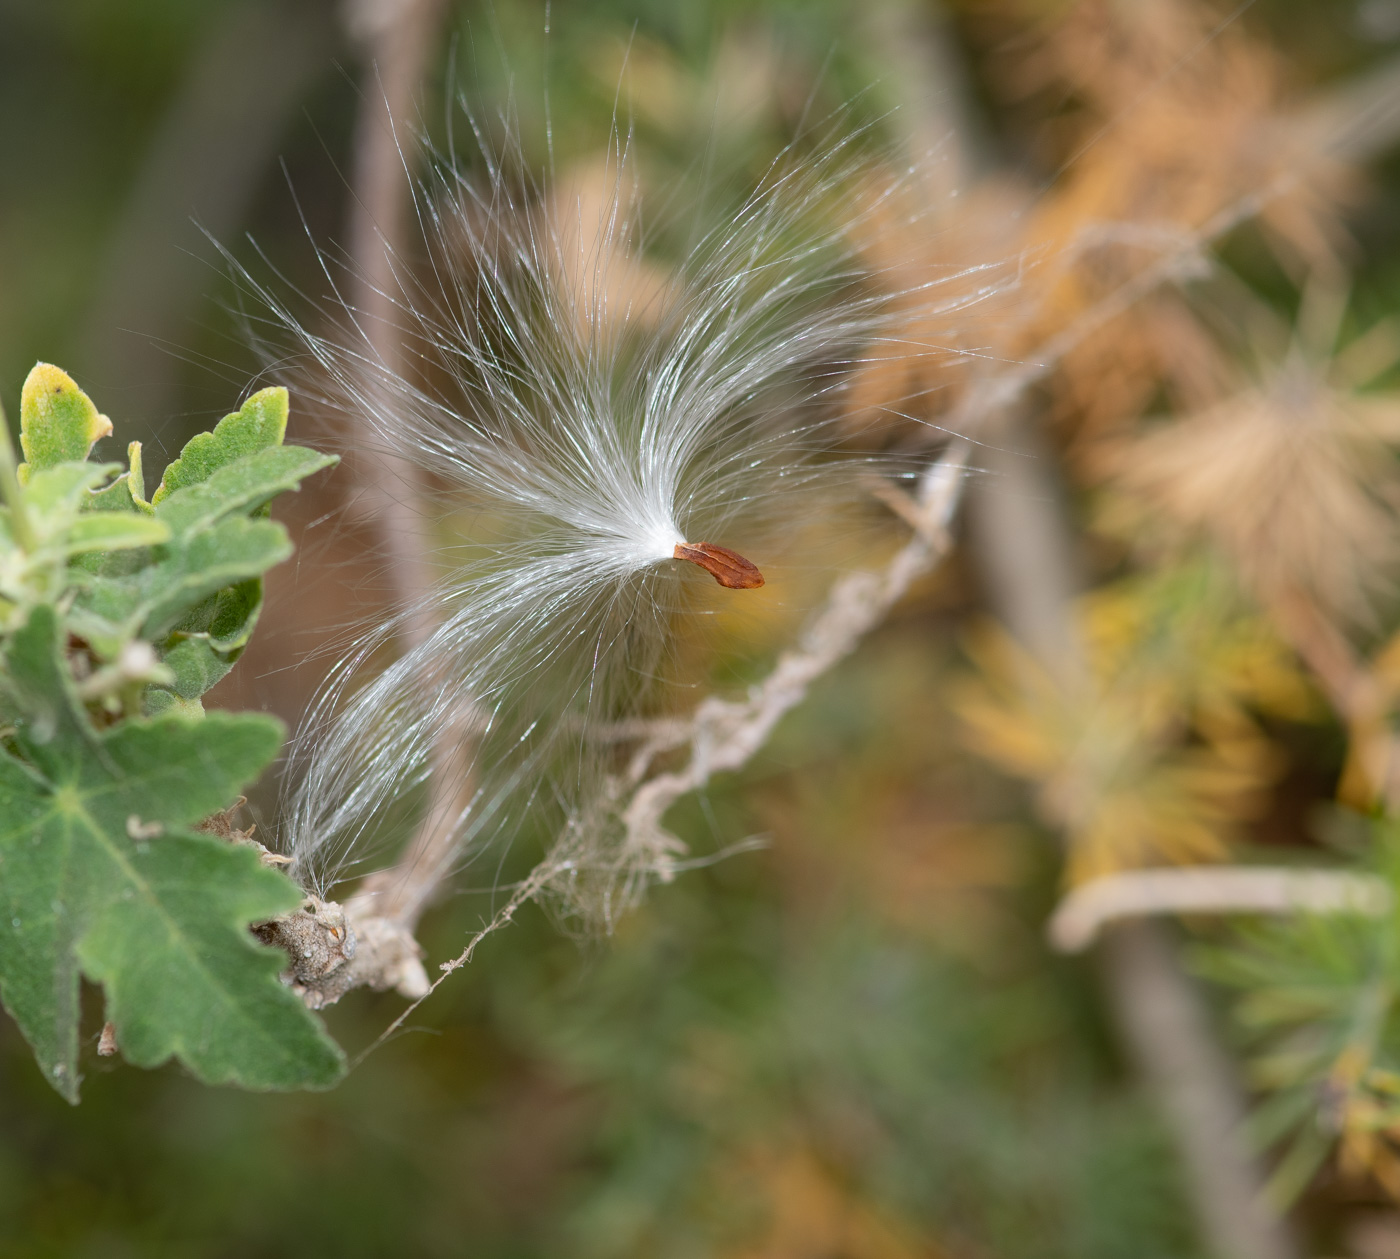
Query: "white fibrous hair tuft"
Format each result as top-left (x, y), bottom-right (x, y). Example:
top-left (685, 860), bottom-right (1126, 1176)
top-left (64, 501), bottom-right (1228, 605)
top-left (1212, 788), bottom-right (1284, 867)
top-left (243, 116), bottom-right (986, 917)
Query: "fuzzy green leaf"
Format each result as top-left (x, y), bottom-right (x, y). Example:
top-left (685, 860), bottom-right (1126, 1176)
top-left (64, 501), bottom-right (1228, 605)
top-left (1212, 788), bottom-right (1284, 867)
top-left (0, 462), bottom-right (165, 627)
top-left (195, 578), bottom-right (263, 653)
top-left (0, 605), bottom-right (344, 1101)
top-left (71, 517), bottom-right (290, 654)
top-left (142, 689), bottom-right (203, 719)
top-left (23, 463), bottom-right (116, 515)
top-left (17, 365), bottom-right (112, 483)
top-left (55, 391), bottom-right (333, 660)
top-left (86, 442), bottom-right (152, 515)
top-left (84, 475), bottom-right (137, 514)
top-left (139, 517), bottom-right (290, 639)
top-left (61, 513), bottom-right (170, 557)
top-left (153, 579), bottom-right (265, 705)
top-left (151, 388), bottom-right (290, 504)
top-left (68, 441), bottom-right (334, 655)
top-left (155, 445), bottom-right (337, 536)
top-left (160, 636), bottom-right (235, 700)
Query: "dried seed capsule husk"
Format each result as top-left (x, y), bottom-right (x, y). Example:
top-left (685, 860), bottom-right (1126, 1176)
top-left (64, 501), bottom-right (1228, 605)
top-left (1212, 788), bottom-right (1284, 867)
top-left (673, 542), bottom-right (765, 589)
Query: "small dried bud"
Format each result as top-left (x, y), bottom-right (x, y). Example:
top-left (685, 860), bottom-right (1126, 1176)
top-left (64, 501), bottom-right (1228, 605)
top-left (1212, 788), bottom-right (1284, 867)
top-left (251, 896), bottom-right (357, 990)
top-left (673, 542), bottom-right (765, 589)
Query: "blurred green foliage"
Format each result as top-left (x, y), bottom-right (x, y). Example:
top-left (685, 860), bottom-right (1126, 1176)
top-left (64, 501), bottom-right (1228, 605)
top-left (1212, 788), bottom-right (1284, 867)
top-left (7, 0), bottom-right (1400, 1255)
top-left (0, 625), bottom-right (1201, 1257)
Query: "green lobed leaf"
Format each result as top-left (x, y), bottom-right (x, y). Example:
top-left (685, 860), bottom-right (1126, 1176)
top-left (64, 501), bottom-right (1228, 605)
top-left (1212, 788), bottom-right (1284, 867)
top-left (152, 580), bottom-right (265, 705)
top-left (60, 513), bottom-right (170, 557)
top-left (67, 442), bottom-right (333, 655)
top-left (86, 442), bottom-right (153, 515)
top-left (0, 605), bottom-right (345, 1101)
top-left (48, 383), bottom-right (334, 664)
top-left (75, 837), bottom-right (343, 1090)
top-left (159, 636), bottom-right (235, 700)
top-left (142, 689), bottom-right (203, 718)
top-left (71, 517), bottom-right (291, 653)
top-left (139, 517), bottom-right (291, 640)
top-left (23, 463), bottom-right (117, 515)
top-left (17, 365), bottom-right (112, 483)
top-left (155, 445), bottom-right (337, 536)
top-left (1, 461), bottom-right (165, 623)
top-left (151, 387), bottom-right (290, 504)
top-left (196, 578), bottom-right (263, 654)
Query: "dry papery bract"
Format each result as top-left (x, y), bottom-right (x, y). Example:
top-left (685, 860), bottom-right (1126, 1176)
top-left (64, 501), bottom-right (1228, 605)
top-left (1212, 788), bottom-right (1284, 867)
top-left (1105, 347), bottom-right (1400, 626)
top-left (1015, 0), bottom-right (1354, 451)
top-left (1001, 0), bottom-right (1350, 273)
top-left (849, 0), bottom-right (1355, 452)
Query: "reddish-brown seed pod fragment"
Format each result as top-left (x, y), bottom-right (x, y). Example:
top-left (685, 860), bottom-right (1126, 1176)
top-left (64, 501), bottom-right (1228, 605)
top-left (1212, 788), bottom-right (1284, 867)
top-left (673, 542), bottom-right (765, 589)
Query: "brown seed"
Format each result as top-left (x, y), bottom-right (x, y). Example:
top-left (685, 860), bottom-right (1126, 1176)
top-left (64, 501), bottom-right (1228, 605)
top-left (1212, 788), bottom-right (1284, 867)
top-left (673, 542), bottom-right (765, 589)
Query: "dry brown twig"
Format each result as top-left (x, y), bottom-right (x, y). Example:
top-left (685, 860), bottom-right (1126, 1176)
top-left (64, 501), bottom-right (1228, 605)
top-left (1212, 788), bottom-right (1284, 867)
top-left (611, 449), bottom-right (969, 900)
top-left (358, 441), bottom-right (972, 1059)
top-left (260, 0), bottom-right (455, 1007)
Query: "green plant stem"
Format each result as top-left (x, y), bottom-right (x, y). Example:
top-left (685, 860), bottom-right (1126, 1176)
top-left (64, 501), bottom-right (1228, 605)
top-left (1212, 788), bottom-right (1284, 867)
top-left (0, 400), bottom-right (37, 554)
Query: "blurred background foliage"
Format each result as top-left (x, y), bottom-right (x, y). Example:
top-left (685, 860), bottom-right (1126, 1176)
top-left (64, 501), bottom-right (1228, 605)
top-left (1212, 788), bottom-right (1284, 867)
top-left (10, 0), bottom-right (1400, 1255)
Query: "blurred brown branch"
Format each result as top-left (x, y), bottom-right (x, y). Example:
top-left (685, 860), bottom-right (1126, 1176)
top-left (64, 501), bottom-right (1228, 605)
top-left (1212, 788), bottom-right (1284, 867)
top-left (341, 0), bottom-right (447, 649)
top-left (1049, 866), bottom-right (1392, 952)
top-left (270, 0), bottom-right (452, 1004)
top-left (360, 443), bottom-right (972, 1055)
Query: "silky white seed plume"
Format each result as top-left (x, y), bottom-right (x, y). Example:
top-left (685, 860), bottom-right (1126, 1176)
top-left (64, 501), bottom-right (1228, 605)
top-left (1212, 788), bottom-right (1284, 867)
top-left (235, 115), bottom-right (991, 915)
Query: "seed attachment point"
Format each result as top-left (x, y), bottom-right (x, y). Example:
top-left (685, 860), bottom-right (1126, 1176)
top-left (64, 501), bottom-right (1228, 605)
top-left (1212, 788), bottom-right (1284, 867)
top-left (673, 542), bottom-right (765, 589)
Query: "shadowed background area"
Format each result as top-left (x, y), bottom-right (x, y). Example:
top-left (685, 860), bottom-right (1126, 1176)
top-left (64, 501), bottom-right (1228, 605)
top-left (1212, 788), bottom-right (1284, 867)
top-left (7, 1), bottom-right (1400, 1256)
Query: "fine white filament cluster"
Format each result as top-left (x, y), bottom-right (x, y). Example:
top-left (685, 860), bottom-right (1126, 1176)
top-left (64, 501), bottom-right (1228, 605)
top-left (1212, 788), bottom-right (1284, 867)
top-left (250, 118), bottom-right (968, 919)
